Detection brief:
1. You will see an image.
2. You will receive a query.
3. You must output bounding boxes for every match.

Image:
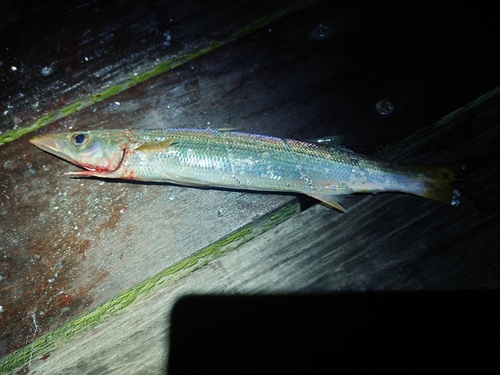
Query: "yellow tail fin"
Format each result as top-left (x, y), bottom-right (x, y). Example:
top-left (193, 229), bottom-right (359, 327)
top-left (418, 161), bottom-right (478, 211)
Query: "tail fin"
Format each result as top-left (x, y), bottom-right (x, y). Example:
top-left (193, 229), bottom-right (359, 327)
top-left (417, 161), bottom-right (478, 211)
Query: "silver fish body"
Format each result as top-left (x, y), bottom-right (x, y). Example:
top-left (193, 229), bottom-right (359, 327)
top-left (30, 128), bottom-right (473, 212)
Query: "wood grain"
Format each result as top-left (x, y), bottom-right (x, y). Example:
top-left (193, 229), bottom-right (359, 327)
top-left (2, 0), bottom-right (500, 371)
top-left (6, 86), bottom-right (500, 374)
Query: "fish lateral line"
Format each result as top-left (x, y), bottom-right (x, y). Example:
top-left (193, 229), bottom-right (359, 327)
top-left (29, 129), bottom-right (479, 213)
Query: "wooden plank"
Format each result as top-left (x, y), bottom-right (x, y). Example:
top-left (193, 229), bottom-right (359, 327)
top-left (0, 0), bottom-right (303, 144)
top-left (2, 1), bottom-right (317, 358)
top-left (4, 87), bottom-right (500, 374)
top-left (0, 202), bottom-right (300, 373)
top-left (2, 0), bottom-right (500, 367)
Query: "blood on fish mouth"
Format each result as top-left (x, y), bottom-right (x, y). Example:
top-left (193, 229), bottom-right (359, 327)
top-left (68, 148), bottom-right (127, 175)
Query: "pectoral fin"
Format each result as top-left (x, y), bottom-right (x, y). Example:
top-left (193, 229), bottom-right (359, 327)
top-left (307, 193), bottom-right (347, 213)
top-left (135, 138), bottom-right (175, 152)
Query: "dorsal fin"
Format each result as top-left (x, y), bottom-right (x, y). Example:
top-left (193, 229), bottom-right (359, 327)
top-left (135, 138), bottom-right (175, 152)
top-left (304, 135), bottom-right (346, 147)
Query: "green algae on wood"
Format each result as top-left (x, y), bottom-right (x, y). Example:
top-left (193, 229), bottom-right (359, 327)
top-left (90, 86), bottom-right (126, 104)
top-left (0, 113), bottom-right (54, 146)
top-left (129, 61), bottom-right (172, 85)
top-left (0, 202), bottom-right (299, 374)
top-left (0, 0), bottom-right (319, 147)
top-left (60, 101), bottom-right (82, 116)
top-left (231, 0), bottom-right (319, 38)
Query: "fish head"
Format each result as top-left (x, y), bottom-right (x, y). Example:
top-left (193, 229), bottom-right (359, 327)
top-left (30, 130), bottom-right (129, 176)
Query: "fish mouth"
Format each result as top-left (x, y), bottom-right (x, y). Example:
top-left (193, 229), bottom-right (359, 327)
top-left (30, 134), bottom-right (127, 176)
top-left (30, 134), bottom-right (67, 156)
top-left (64, 148), bottom-right (127, 177)
top-left (30, 134), bottom-right (84, 167)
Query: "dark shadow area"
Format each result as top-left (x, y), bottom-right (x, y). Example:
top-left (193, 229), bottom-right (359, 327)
top-left (2, 0), bottom-right (500, 369)
top-left (168, 293), bottom-right (497, 373)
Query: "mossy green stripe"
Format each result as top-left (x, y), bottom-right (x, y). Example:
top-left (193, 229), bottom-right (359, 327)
top-left (0, 0), bottom-right (319, 147)
top-left (0, 202), bottom-right (299, 373)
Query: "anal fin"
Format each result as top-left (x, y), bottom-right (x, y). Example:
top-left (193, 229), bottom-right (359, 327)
top-left (307, 193), bottom-right (347, 213)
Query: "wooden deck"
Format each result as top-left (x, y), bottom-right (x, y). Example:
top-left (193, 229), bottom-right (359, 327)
top-left (1, 1), bottom-right (500, 373)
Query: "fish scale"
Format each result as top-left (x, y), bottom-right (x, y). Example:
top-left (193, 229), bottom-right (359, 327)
top-left (30, 128), bottom-right (476, 212)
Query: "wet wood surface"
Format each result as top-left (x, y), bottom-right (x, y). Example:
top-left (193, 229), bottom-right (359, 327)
top-left (18, 92), bottom-right (500, 373)
top-left (0, 0), bottom-right (301, 142)
top-left (1, 0), bottom-right (500, 372)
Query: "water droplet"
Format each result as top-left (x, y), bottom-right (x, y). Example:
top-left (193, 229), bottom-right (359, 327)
top-left (109, 101), bottom-right (121, 110)
top-left (451, 189), bottom-right (461, 207)
top-left (4, 160), bottom-right (15, 170)
top-left (163, 31), bottom-right (172, 46)
top-left (376, 100), bottom-right (394, 115)
top-left (40, 65), bottom-right (55, 76)
top-left (313, 24), bottom-right (331, 39)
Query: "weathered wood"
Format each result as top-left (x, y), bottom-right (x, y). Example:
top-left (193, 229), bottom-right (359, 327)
top-left (2, 0), bottom-right (500, 370)
top-left (5, 88), bottom-right (500, 374)
top-left (2, 0), bottom-right (317, 357)
top-left (0, 202), bottom-right (300, 373)
top-left (0, 0), bottom-right (302, 144)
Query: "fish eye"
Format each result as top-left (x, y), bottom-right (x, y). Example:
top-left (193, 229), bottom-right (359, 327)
top-left (71, 133), bottom-right (88, 146)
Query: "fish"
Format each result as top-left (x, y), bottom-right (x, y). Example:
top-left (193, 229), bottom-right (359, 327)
top-left (29, 128), bottom-right (475, 212)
